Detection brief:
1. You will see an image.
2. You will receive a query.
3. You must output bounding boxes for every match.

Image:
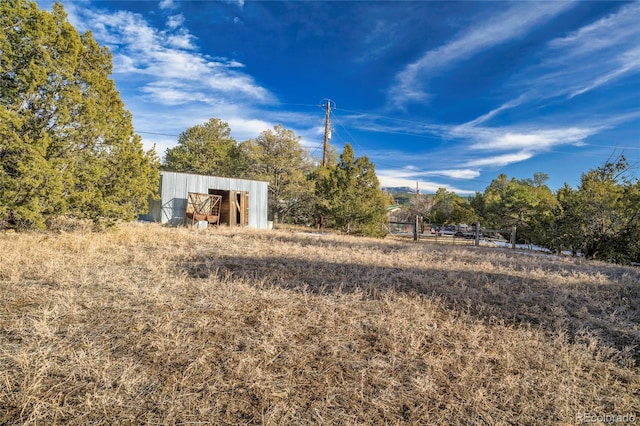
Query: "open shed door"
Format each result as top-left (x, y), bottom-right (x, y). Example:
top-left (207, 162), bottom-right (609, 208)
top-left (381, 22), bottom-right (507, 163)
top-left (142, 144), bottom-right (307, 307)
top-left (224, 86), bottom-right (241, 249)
top-left (233, 191), bottom-right (249, 226)
top-left (207, 189), bottom-right (249, 227)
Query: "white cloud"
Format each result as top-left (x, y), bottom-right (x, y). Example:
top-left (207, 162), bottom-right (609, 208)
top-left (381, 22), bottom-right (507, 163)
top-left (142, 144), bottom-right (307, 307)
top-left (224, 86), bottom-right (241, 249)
top-left (139, 82), bottom-right (209, 105)
top-left (469, 127), bottom-right (596, 151)
top-left (224, 0), bottom-right (245, 8)
top-left (457, 3), bottom-right (640, 131)
top-left (568, 46), bottom-right (640, 99)
top-left (382, 165), bottom-right (480, 181)
top-left (166, 32), bottom-right (196, 50)
top-left (70, 7), bottom-right (273, 106)
top-left (55, 3), bottom-right (293, 157)
top-left (166, 14), bottom-right (184, 30)
top-left (423, 169), bottom-right (481, 180)
top-left (356, 20), bottom-right (398, 62)
top-left (463, 95), bottom-right (527, 127)
top-left (512, 3), bottom-right (640, 106)
top-left (376, 170), bottom-right (474, 194)
top-left (388, 1), bottom-right (575, 108)
top-left (549, 2), bottom-right (640, 55)
top-left (159, 0), bottom-right (176, 10)
top-left (225, 118), bottom-right (273, 141)
top-left (464, 152), bottom-right (534, 168)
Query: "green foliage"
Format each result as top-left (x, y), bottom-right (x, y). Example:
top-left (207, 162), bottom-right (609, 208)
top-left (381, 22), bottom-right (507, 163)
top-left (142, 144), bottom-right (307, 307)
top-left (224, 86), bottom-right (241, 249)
top-left (474, 159), bottom-right (638, 263)
top-left (240, 125), bottom-right (314, 224)
top-left (316, 144), bottom-right (388, 237)
top-left (0, 0), bottom-right (158, 229)
top-left (555, 156), bottom-right (639, 263)
top-left (480, 173), bottom-right (558, 243)
top-left (163, 118), bottom-right (241, 177)
top-left (429, 188), bottom-right (477, 225)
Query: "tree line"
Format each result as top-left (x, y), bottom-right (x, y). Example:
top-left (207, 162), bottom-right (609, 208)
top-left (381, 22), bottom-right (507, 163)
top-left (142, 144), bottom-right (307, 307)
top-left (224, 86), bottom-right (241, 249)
top-left (399, 160), bottom-right (639, 264)
top-left (1, 1), bottom-right (159, 230)
top-left (0, 1), bottom-right (388, 235)
top-left (1, 1), bottom-right (637, 263)
top-left (162, 118), bottom-right (389, 237)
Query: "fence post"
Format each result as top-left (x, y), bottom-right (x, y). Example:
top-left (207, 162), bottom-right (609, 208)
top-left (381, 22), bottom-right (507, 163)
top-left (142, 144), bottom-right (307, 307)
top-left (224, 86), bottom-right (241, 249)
top-left (475, 221), bottom-right (480, 247)
top-left (413, 215), bottom-right (419, 241)
top-left (511, 225), bottom-right (517, 249)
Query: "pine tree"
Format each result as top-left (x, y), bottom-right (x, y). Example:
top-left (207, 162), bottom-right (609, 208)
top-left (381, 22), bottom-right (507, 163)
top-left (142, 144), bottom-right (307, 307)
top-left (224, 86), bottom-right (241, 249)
top-left (164, 118), bottom-right (240, 177)
top-left (0, 0), bottom-right (158, 229)
top-left (481, 173), bottom-right (558, 244)
top-left (316, 143), bottom-right (388, 237)
top-left (556, 156), bottom-right (639, 262)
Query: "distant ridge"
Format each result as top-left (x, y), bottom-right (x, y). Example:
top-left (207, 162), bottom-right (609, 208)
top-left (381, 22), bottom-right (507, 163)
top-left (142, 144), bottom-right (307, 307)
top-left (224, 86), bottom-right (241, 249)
top-left (382, 187), bottom-right (415, 194)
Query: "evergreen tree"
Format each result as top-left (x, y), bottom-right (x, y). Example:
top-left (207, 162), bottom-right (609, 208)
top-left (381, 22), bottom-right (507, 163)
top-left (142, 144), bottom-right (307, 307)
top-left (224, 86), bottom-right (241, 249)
top-left (0, 0), bottom-right (158, 229)
top-left (164, 118), bottom-right (240, 177)
top-left (556, 156), bottom-right (639, 262)
top-left (481, 173), bottom-right (558, 243)
top-left (316, 144), bottom-right (388, 237)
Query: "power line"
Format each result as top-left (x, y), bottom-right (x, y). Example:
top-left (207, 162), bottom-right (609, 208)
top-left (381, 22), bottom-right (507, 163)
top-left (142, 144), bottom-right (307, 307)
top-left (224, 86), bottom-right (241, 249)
top-left (324, 105), bottom-right (640, 185)
top-left (331, 105), bottom-right (640, 152)
top-left (336, 106), bottom-right (445, 129)
top-left (330, 110), bottom-right (368, 154)
top-left (328, 109), bottom-right (490, 185)
top-left (276, 102), bottom-right (320, 108)
top-left (580, 143), bottom-right (640, 151)
top-left (137, 131), bottom-right (180, 137)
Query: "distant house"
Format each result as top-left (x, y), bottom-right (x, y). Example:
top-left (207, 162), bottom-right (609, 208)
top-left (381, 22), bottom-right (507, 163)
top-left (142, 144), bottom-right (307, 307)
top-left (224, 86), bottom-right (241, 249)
top-left (144, 171), bottom-right (269, 229)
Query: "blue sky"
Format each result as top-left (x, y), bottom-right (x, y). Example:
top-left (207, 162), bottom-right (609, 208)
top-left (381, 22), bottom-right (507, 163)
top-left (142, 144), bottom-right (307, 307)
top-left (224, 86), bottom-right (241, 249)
top-left (41, 0), bottom-right (639, 194)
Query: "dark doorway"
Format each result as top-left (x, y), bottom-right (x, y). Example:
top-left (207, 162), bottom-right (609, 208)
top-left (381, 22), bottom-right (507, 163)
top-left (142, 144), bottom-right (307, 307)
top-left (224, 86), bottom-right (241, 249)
top-left (209, 189), bottom-right (249, 226)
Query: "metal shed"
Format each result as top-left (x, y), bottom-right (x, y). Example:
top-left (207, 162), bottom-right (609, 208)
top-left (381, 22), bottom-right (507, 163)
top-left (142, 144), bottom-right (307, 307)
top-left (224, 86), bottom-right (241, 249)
top-left (147, 171), bottom-right (269, 229)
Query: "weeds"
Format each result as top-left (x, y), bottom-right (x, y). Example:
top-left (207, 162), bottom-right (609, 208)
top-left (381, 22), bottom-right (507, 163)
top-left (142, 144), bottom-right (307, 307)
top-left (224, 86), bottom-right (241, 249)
top-left (1, 223), bottom-right (638, 424)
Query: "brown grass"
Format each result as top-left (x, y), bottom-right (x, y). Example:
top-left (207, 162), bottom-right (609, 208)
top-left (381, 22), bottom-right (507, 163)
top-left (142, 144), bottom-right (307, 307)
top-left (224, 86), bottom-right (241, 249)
top-left (1, 223), bottom-right (638, 425)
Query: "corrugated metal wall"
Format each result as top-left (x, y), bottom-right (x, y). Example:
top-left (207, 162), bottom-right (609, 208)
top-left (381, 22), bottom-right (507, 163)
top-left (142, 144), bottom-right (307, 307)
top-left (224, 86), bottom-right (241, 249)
top-left (155, 171), bottom-right (269, 229)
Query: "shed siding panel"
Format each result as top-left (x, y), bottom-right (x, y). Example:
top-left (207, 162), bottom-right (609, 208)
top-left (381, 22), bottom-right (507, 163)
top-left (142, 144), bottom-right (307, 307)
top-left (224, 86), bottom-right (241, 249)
top-left (158, 172), bottom-right (268, 229)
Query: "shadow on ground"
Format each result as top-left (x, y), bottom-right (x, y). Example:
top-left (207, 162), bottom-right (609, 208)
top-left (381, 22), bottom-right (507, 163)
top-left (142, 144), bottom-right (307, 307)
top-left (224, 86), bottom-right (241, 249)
top-left (177, 249), bottom-right (640, 364)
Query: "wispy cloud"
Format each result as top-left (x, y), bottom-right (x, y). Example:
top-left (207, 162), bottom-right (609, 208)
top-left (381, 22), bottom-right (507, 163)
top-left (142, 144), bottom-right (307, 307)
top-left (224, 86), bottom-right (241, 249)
top-left (159, 0), bottom-right (176, 11)
top-left (467, 127), bottom-right (597, 152)
top-left (463, 95), bottom-right (528, 128)
top-left (166, 14), bottom-right (184, 30)
top-left (437, 2), bottom-right (640, 172)
top-left (223, 0), bottom-right (245, 8)
top-left (568, 46), bottom-right (640, 99)
top-left (376, 168), bottom-right (475, 194)
top-left (356, 20), bottom-right (398, 62)
top-left (466, 2), bottom-right (640, 126)
top-left (423, 169), bottom-right (481, 180)
top-left (388, 1), bottom-right (575, 109)
top-left (450, 124), bottom-right (602, 170)
top-left (335, 107), bottom-right (610, 176)
top-left (56, 2), bottom-right (320, 159)
top-left (538, 2), bottom-right (640, 100)
top-left (464, 152), bottom-right (534, 168)
top-left (66, 5), bottom-right (272, 106)
top-left (548, 2), bottom-right (640, 56)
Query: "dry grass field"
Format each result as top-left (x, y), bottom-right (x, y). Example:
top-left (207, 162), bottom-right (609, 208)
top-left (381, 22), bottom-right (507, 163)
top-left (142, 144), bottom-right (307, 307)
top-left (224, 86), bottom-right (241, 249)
top-left (1, 223), bottom-right (638, 425)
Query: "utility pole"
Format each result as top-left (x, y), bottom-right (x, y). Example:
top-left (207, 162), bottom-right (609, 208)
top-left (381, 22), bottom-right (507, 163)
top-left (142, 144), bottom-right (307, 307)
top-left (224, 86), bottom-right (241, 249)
top-left (317, 99), bottom-right (332, 230)
top-left (414, 182), bottom-right (420, 241)
top-left (322, 100), bottom-right (331, 167)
